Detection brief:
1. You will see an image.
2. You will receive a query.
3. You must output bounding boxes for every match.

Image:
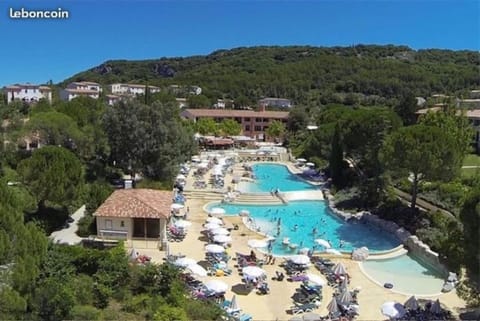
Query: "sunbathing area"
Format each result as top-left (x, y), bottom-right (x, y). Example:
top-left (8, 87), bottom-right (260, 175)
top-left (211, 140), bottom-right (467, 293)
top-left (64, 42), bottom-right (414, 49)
top-left (127, 150), bottom-right (467, 321)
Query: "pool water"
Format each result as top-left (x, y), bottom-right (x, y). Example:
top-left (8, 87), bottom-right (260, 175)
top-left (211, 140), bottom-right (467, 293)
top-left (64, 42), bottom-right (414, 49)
top-left (238, 163), bottom-right (318, 193)
top-left (362, 254), bottom-right (445, 295)
top-left (207, 201), bottom-right (400, 255)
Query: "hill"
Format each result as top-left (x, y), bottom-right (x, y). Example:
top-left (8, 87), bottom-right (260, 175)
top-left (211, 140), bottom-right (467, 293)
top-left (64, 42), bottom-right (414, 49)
top-left (64, 45), bottom-right (480, 106)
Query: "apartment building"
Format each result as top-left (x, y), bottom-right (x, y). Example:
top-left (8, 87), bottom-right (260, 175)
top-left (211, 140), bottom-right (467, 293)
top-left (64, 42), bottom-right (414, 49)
top-left (3, 83), bottom-right (52, 103)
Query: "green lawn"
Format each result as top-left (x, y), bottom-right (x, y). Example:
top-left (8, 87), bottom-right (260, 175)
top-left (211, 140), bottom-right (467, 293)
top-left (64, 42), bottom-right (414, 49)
top-left (463, 154), bottom-right (480, 167)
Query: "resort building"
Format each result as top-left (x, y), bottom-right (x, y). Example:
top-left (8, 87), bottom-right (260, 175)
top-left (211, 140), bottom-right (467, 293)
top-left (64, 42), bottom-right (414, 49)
top-left (94, 189), bottom-right (172, 249)
top-left (3, 83), bottom-right (52, 104)
top-left (258, 97), bottom-right (292, 108)
top-left (109, 83), bottom-right (160, 96)
top-left (181, 108), bottom-right (289, 141)
top-left (60, 81), bottom-right (102, 101)
top-left (176, 98), bottom-right (188, 108)
top-left (106, 94), bottom-right (122, 106)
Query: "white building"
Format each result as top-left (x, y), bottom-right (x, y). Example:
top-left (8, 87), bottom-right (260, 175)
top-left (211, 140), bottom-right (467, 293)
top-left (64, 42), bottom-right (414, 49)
top-left (258, 97), bottom-right (292, 108)
top-left (3, 83), bottom-right (52, 104)
top-left (60, 81), bottom-right (102, 101)
top-left (109, 83), bottom-right (160, 96)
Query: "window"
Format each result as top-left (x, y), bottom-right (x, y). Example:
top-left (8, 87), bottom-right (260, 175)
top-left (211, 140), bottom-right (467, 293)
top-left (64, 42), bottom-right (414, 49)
top-left (245, 125), bottom-right (250, 131)
top-left (254, 126), bottom-right (262, 131)
top-left (24, 89), bottom-right (28, 93)
top-left (244, 117), bottom-right (250, 121)
top-left (120, 220), bottom-right (125, 227)
top-left (255, 118), bottom-right (262, 122)
top-left (263, 118), bottom-right (269, 122)
top-left (105, 219), bottom-right (113, 229)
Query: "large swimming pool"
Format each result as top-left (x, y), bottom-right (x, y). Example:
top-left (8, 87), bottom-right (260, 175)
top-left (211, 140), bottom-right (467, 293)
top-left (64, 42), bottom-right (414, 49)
top-left (361, 254), bottom-right (445, 295)
top-left (207, 201), bottom-right (400, 255)
top-left (238, 163), bottom-right (318, 193)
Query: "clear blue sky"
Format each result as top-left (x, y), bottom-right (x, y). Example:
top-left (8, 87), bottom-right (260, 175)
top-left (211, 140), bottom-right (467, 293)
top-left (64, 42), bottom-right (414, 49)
top-left (0, 0), bottom-right (478, 85)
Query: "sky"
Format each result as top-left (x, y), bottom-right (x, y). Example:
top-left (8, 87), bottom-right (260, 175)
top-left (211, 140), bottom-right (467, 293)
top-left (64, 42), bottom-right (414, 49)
top-left (0, 0), bottom-right (478, 85)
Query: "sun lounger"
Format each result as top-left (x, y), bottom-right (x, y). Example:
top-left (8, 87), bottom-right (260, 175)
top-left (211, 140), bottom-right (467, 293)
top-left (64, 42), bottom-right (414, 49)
top-left (291, 302), bottom-right (317, 314)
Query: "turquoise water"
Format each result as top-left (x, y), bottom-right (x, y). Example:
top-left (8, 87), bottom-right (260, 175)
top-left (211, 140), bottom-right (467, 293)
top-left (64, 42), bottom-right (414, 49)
top-left (362, 254), bottom-right (445, 295)
top-left (238, 163), bottom-right (318, 193)
top-left (207, 201), bottom-right (400, 255)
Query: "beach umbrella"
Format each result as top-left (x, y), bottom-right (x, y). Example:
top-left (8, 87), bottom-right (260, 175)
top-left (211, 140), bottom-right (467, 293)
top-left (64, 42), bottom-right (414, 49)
top-left (129, 248), bottom-right (138, 261)
top-left (327, 296), bottom-right (340, 314)
top-left (230, 295), bottom-right (239, 310)
top-left (204, 223), bottom-right (221, 230)
top-left (326, 248), bottom-right (342, 255)
top-left (289, 255), bottom-right (311, 265)
top-left (186, 264), bottom-right (208, 277)
top-left (213, 235), bottom-right (232, 243)
top-left (248, 239), bottom-right (268, 248)
top-left (302, 313), bottom-right (321, 321)
top-left (404, 296), bottom-right (419, 311)
top-left (211, 227), bottom-right (230, 236)
top-left (430, 299), bottom-right (442, 314)
top-left (306, 273), bottom-right (326, 286)
top-left (206, 217), bottom-right (223, 225)
top-left (204, 280), bottom-right (228, 293)
top-left (239, 209), bottom-right (250, 217)
top-left (306, 162), bottom-right (315, 167)
top-left (297, 158), bottom-right (307, 163)
top-left (173, 257), bottom-right (197, 267)
top-left (242, 266), bottom-right (266, 278)
top-left (381, 301), bottom-right (406, 319)
top-left (210, 207), bottom-right (226, 216)
top-left (315, 239), bottom-right (331, 249)
top-left (205, 244), bottom-right (225, 253)
top-left (333, 262), bottom-right (347, 275)
top-left (174, 220), bottom-right (191, 228)
top-left (338, 288), bottom-right (353, 306)
top-left (176, 174), bottom-right (186, 180)
top-left (171, 203), bottom-right (184, 210)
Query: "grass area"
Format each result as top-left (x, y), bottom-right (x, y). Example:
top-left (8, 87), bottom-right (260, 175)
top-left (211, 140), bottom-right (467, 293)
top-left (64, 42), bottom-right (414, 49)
top-left (463, 154), bottom-right (480, 167)
top-left (461, 167), bottom-right (480, 178)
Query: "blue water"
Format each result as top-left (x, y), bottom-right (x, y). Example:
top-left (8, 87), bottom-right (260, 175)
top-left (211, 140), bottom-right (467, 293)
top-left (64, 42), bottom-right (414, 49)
top-left (207, 201), bottom-right (400, 255)
top-left (362, 254), bottom-right (445, 295)
top-left (238, 164), bottom-right (318, 193)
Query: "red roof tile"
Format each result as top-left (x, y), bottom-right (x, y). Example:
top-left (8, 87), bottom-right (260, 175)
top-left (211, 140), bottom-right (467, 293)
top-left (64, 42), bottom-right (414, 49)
top-left (94, 189), bottom-right (173, 219)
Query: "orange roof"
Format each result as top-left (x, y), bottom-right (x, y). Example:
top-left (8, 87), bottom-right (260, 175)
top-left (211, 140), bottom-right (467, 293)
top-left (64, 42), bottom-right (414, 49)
top-left (182, 108), bottom-right (289, 119)
top-left (94, 189), bottom-right (173, 219)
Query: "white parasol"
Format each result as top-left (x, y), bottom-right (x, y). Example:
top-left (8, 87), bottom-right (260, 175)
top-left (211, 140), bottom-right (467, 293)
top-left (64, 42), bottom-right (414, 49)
top-left (315, 238), bottom-right (331, 248)
top-left (204, 280), bottom-right (228, 293)
top-left (306, 273), bottom-right (326, 286)
top-left (173, 257), bottom-right (197, 267)
top-left (210, 207), bottom-right (226, 216)
top-left (204, 223), bottom-right (221, 230)
top-left (333, 262), bottom-right (347, 275)
top-left (171, 203), bottom-right (184, 210)
top-left (242, 266), bottom-right (266, 278)
top-left (248, 239), bottom-right (269, 248)
top-left (205, 244), bottom-right (225, 253)
top-left (289, 255), bottom-right (311, 265)
top-left (381, 301), bottom-right (406, 319)
top-left (186, 264), bottom-right (208, 277)
top-left (210, 227), bottom-right (230, 236)
top-left (174, 220), bottom-right (191, 228)
top-left (213, 235), bottom-right (232, 243)
top-left (206, 217), bottom-right (223, 225)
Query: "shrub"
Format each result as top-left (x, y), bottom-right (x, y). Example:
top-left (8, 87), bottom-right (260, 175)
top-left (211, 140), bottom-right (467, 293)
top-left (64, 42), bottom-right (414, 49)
top-left (70, 305), bottom-right (101, 321)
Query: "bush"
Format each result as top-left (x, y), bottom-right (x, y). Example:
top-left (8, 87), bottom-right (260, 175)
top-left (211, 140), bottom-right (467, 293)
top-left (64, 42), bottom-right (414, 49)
top-left (70, 305), bottom-right (101, 321)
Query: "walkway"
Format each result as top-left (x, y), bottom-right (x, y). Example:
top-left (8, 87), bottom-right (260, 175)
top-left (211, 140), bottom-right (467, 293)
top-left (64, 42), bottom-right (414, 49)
top-left (49, 205), bottom-right (86, 245)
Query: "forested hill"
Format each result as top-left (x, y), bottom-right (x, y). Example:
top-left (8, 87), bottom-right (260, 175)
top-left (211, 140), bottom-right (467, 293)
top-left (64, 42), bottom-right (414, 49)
top-left (64, 45), bottom-right (480, 105)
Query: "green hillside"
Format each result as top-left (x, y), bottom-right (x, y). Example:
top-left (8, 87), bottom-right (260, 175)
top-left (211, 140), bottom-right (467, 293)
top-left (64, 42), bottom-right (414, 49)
top-left (64, 45), bottom-right (480, 106)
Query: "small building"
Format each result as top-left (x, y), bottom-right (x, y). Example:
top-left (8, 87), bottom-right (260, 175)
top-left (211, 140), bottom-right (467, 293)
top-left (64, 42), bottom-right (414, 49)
top-left (176, 98), bottom-right (188, 108)
top-left (258, 97), bottom-right (292, 108)
top-left (109, 83), bottom-right (160, 96)
top-left (94, 189), bottom-right (173, 248)
top-left (3, 83), bottom-right (52, 104)
top-left (60, 81), bottom-right (102, 101)
top-left (106, 94), bottom-right (122, 106)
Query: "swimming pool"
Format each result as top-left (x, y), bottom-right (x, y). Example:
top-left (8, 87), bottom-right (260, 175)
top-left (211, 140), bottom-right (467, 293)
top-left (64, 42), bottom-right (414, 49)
top-left (238, 163), bottom-right (318, 193)
top-left (206, 201), bottom-right (400, 255)
top-left (361, 254), bottom-right (445, 295)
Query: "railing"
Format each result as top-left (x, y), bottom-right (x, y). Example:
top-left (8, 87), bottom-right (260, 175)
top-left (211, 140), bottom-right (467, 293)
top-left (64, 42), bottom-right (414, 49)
top-left (98, 229), bottom-right (128, 240)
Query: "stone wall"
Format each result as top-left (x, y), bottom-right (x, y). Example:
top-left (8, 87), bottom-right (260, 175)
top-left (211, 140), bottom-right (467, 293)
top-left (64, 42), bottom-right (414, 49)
top-left (323, 189), bottom-right (449, 277)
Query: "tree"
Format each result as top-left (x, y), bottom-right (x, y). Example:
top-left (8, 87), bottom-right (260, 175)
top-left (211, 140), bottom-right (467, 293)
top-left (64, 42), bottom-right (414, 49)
top-left (103, 100), bottom-right (195, 180)
top-left (17, 146), bottom-right (84, 209)
top-left (219, 119), bottom-right (241, 136)
top-left (195, 118), bottom-right (218, 136)
top-left (265, 120), bottom-right (286, 142)
top-left (329, 125), bottom-right (346, 188)
top-left (394, 91), bottom-right (418, 126)
top-left (186, 95), bottom-right (210, 108)
top-left (460, 187), bottom-right (480, 282)
top-left (381, 124), bottom-right (460, 209)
